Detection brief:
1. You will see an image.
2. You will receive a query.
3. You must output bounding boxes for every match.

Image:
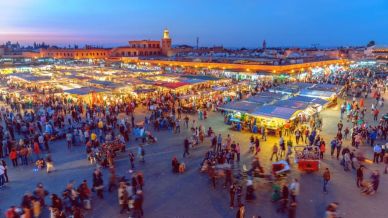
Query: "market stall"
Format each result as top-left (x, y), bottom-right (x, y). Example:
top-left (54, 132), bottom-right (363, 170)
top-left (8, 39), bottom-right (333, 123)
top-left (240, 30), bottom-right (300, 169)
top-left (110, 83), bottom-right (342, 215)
top-left (250, 105), bottom-right (300, 131)
top-left (218, 101), bottom-right (261, 130)
top-left (269, 82), bottom-right (313, 95)
top-left (299, 89), bottom-right (337, 102)
top-left (64, 87), bottom-right (108, 104)
top-left (288, 96), bottom-right (328, 111)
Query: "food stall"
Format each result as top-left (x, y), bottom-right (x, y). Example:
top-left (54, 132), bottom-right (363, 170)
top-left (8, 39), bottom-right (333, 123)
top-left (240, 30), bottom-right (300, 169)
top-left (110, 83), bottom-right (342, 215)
top-left (269, 82), bottom-right (313, 95)
top-left (299, 89), bottom-right (337, 105)
top-left (218, 101), bottom-right (261, 131)
top-left (288, 96), bottom-right (328, 112)
top-left (64, 87), bottom-right (108, 105)
top-left (250, 105), bottom-right (300, 132)
top-left (294, 145), bottom-right (320, 172)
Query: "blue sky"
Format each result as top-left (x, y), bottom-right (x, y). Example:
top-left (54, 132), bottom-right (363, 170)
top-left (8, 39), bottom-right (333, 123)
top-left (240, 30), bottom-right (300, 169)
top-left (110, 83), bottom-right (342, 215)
top-left (0, 0), bottom-right (387, 47)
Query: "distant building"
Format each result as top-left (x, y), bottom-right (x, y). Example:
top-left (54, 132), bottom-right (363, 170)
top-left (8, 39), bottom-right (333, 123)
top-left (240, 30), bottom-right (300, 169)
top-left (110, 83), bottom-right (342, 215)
top-left (36, 29), bottom-right (173, 60)
top-left (371, 46), bottom-right (388, 63)
top-left (0, 46), bottom-right (4, 57)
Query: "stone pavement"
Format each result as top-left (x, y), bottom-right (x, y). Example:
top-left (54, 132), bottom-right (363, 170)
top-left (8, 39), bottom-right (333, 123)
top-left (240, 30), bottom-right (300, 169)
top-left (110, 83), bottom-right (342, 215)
top-left (0, 92), bottom-right (387, 218)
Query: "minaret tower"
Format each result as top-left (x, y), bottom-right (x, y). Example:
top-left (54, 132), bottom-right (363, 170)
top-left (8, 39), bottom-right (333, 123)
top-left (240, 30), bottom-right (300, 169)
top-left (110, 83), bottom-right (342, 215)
top-left (161, 28), bottom-right (172, 56)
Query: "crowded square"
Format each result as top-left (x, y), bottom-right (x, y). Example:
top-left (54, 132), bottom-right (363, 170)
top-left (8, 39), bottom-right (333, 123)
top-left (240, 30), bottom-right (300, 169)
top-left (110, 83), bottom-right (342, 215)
top-left (1, 1), bottom-right (388, 218)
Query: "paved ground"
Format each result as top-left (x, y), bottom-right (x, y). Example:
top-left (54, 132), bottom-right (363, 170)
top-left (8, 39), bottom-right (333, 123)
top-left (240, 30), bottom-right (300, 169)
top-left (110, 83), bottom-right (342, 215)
top-left (0, 92), bottom-right (387, 218)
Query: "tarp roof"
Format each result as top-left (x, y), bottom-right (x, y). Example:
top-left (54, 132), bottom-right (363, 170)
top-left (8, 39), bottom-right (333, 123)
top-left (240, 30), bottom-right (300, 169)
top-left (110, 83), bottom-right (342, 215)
top-left (245, 95), bottom-right (277, 105)
top-left (154, 82), bottom-right (189, 89)
top-left (213, 86), bottom-right (228, 91)
top-left (181, 75), bottom-right (220, 81)
top-left (269, 82), bottom-right (314, 94)
top-left (288, 95), bottom-right (328, 106)
top-left (308, 84), bottom-right (342, 93)
top-left (250, 105), bottom-right (299, 120)
top-left (218, 101), bottom-right (260, 113)
top-left (133, 88), bottom-right (156, 94)
top-left (89, 80), bottom-right (121, 88)
top-left (9, 73), bottom-right (51, 83)
top-left (179, 78), bottom-right (206, 84)
top-left (64, 87), bottom-right (108, 95)
top-left (273, 100), bottom-right (310, 110)
top-left (255, 92), bottom-right (288, 100)
top-left (64, 75), bottom-right (91, 80)
top-left (299, 89), bottom-right (336, 99)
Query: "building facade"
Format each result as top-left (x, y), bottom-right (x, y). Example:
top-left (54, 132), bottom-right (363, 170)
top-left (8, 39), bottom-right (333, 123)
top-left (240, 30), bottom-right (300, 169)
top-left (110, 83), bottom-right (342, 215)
top-left (37, 29), bottom-right (172, 59)
top-left (372, 47), bottom-right (388, 63)
top-left (39, 48), bottom-right (110, 59)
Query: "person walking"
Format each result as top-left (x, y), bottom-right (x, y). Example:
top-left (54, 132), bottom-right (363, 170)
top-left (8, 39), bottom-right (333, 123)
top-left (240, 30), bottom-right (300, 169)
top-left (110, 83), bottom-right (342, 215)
top-left (323, 168), bottom-right (331, 194)
top-left (270, 143), bottom-right (279, 161)
top-left (0, 163), bottom-right (5, 188)
top-left (330, 138), bottom-right (337, 157)
top-left (295, 129), bottom-right (301, 145)
top-left (9, 148), bottom-right (18, 167)
top-left (235, 143), bottom-right (241, 162)
top-left (336, 139), bottom-right (342, 160)
top-left (236, 204), bottom-right (245, 218)
top-left (356, 165), bottom-right (364, 187)
top-left (183, 137), bottom-right (190, 158)
top-left (93, 168), bottom-right (104, 199)
top-left (255, 137), bottom-right (260, 155)
top-left (138, 144), bottom-right (146, 163)
top-left (224, 168), bottom-right (233, 188)
top-left (384, 152), bottom-right (388, 174)
top-left (1, 159), bottom-right (8, 183)
top-left (373, 108), bottom-right (379, 121)
top-left (217, 134), bottom-right (222, 152)
top-left (229, 183), bottom-right (237, 208)
top-left (66, 131), bottom-right (73, 150)
top-left (33, 142), bottom-right (41, 162)
top-left (118, 182), bottom-right (129, 214)
top-left (325, 202), bottom-right (339, 218)
top-left (129, 151), bottom-right (135, 169)
top-left (278, 183), bottom-right (289, 213)
top-left (373, 144), bottom-right (382, 163)
top-left (289, 179), bottom-right (300, 203)
top-left (108, 167), bottom-right (117, 192)
top-left (46, 154), bottom-right (55, 173)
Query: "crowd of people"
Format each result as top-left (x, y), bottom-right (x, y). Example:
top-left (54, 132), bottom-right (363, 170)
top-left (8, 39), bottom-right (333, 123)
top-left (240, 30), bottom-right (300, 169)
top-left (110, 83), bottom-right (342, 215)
top-left (0, 64), bottom-right (387, 218)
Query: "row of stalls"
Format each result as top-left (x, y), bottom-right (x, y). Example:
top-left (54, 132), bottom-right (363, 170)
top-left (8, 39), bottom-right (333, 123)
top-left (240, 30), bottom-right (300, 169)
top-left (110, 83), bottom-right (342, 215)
top-left (2, 66), bottom-right (236, 109)
top-left (218, 82), bottom-right (343, 133)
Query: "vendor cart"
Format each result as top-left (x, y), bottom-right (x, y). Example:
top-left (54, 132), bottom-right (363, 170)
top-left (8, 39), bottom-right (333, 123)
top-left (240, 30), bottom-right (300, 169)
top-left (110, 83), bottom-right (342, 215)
top-left (294, 145), bottom-right (320, 172)
top-left (102, 139), bottom-right (125, 153)
top-left (272, 160), bottom-right (290, 176)
top-left (181, 104), bottom-right (197, 114)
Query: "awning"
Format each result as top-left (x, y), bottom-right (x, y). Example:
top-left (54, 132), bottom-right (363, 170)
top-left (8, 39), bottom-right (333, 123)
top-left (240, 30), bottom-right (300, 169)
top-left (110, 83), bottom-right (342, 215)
top-left (218, 101), bottom-right (260, 113)
top-left (299, 89), bottom-right (336, 99)
top-left (288, 96), bottom-right (328, 106)
top-left (273, 100), bottom-right (310, 110)
top-left (88, 80), bottom-right (122, 88)
top-left (245, 96), bottom-right (276, 105)
top-left (154, 82), bottom-right (190, 89)
top-left (9, 73), bottom-right (51, 83)
top-left (179, 78), bottom-right (206, 84)
top-left (308, 84), bottom-right (342, 93)
top-left (250, 105), bottom-right (299, 120)
top-left (212, 86), bottom-right (228, 91)
top-left (181, 75), bottom-right (220, 81)
top-left (65, 87), bottom-right (108, 95)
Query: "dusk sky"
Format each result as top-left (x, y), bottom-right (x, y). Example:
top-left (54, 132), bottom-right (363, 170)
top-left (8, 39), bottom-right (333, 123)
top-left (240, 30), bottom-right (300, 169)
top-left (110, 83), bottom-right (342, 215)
top-left (0, 0), bottom-right (387, 48)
